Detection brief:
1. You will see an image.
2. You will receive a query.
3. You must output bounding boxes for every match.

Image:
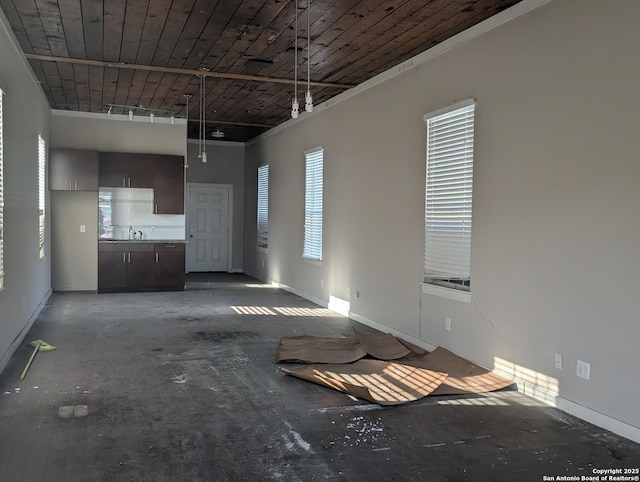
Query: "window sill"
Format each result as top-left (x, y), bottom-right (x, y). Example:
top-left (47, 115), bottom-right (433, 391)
top-left (302, 257), bottom-right (322, 266)
top-left (421, 283), bottom-right (471, 303)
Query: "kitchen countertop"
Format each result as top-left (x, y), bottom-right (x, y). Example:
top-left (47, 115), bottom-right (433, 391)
top-left (98, 239), bottom-right (187, 244)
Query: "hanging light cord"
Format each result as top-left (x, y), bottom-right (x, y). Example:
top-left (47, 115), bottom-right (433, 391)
top-left (291, 1), bottom-right (299, 118)
top-left (202, 75), bottom-right (206, 161)
top-left (307, 1), bottom-right (310, 93)
top-left (198, 75), bottom-right (203, 158)
top-left (305, 0), bottom-right (313, 112)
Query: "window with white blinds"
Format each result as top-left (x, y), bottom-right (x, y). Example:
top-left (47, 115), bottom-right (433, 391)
top-left (38, 135), bottom-right (46, 259)
top-left (423, 99), bottom-right (475, 290)
top-left (0, 88), bottom-right (4, 289)
top-left (303, 148), bottom-right (323, 261)
top-left (257, 164), bottom-right (269, 250)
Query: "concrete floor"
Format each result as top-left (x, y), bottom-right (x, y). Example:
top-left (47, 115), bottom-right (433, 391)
top-left (1, 274), bottom-right (639, 481)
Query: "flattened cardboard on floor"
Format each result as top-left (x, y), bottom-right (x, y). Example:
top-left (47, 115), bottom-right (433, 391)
top-left (354, 331), bottom-right (411, 360)
top-left (274, 335), bottom-right (367, 364)
top-left (281, 360), bottom-right (448, 405)
top-left (401, 346), bottom-right (514, 395)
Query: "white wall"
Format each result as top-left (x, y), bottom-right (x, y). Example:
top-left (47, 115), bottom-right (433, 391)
top-left (186, 140), bottom-right (245, 271)
top-left (244, 0), bottom-right (640, 439)
top-left (51, 111), bottom-right (187, 156)
top-left (0, 10), bottom-right (52, 371)
top-left (50, 112), bottom-right (187, 290)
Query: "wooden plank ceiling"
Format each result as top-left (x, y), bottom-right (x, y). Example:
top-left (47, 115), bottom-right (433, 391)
top-left (0, 0), bottom-right (521, 142)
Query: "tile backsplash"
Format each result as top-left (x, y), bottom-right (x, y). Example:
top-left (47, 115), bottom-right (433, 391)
top-left (99, 188), bottom-right (185, 240)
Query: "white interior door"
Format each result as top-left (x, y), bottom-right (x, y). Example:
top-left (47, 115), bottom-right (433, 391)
top-left (187, 184), bottom-right (230, 272)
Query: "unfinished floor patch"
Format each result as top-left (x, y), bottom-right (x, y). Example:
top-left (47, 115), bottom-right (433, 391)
top-left (281, 360), bottom-right (447, 405)
top-left (58, 404), bottom-right (90, 418)
top-left (275, 335), bottom-right (367, 364)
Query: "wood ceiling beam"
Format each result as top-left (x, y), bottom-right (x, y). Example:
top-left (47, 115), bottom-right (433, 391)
top-left (202, 119), bottom-right (275, 128)
top-left (24, 54), bottom-right (356, 90)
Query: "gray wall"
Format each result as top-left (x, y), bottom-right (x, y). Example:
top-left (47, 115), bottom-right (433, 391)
top-left (186, 140), bottom-right (245, 271)
top-left (244, 0), bottom-right (640, 439)
top-left (0, 11), bottom-right (52, 370)
top-left (50, 112), bottom-right (187, 290)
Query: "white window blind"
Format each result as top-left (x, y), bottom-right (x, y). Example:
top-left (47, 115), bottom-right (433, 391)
top-left (0, 88), bottom-right (4, 289)
top-left (38, 135), bottom-right (46, 259)
top-left (303, 148), bottom-right (323, 261)
top-left (423, 100), bottom-right (475, 287)
top-left (257, 164), bottom-right (269, 249)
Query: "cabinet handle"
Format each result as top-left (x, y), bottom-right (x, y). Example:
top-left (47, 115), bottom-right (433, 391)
top-left (122, 253), bottom-right (126, 263)
top-left (122, 177), bottom-right (126, 187)
top-left (69, 178), bottom-right (72, 190)
top-left (155, 252), bottom-right (159, 263)
top-left (128, 252), bottom-right (131, 263)
top-left (74, 179), bottom-right (78, 190)
top-left (128, 177), bottom-right (131, 187)
top-left (155, 204), bottom-right (158, 214)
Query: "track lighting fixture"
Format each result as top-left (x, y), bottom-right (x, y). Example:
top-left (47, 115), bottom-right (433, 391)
top-left (149, 113), bottom-right (155, 123)
top-left (128, 109), bottom-right (134, 120)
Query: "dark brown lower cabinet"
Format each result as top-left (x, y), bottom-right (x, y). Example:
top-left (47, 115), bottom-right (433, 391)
top-left (154, 244), bottom-right (186, 290)
top-left (98, 243), bottom-right (185, 292)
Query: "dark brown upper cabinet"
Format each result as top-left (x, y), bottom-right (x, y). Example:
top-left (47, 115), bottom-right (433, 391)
top-left (49, 149), bottom-right (99, 191)
top-left (99, 152), bottom-right (154, 188)
top-left (153, 155), bottom-right (185, 214)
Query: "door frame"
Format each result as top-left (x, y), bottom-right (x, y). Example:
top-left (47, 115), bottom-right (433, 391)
top-left (185, 182), bottom-right (233, 273)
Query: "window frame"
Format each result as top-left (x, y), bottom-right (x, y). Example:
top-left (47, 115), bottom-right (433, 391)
top-left (423, 99), bottom-right (475, 296)
top-left (38, 135), bottom-right (46, 259)
top-left (303, 147), bottom-right (323, 262)
top-left (257, 164), bottom-right (269, 252)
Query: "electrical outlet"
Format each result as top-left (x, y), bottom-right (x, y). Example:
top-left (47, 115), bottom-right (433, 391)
top-left (577, 360), bottom-right (591, 380)
top-left (555, 353), bottom-right (563, 370)
top-left (445, 317), bottom-right (451, 331)
top-left (354, 290), bottom-right (360, 299)
top-left (346, 287), bottom-right (351, 298)
top-left (80, 224), bottom-right (86, 233)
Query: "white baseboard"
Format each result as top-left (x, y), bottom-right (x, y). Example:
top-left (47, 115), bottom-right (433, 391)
top-left (266, 283), bottom-right (640, 444)
top-left (555, 397), bottom-right (640, 444)
top-left (347, 311), bottom-right (438, 353)
top-left (269, 280), bottom-right (328, 311)
top-left (0, 289), bottom-right (51, 375)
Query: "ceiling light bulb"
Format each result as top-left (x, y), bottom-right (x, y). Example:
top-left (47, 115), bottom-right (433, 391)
top-left (149, 113), bottom-right (155, 123)
top-left (291, 98), bottom-right (299, 119)
top-left (305, 91), bottom-right (313, 113)
top-left (129, 109), bottom-right (134, 120)
top-left (202, 152), bottom-right (207, 163)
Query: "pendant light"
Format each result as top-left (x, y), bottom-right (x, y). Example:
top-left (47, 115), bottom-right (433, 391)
top-left (184, 94), bottom-right (191, 168)
top-left (305, 0), bottom-right (313, 113)
top-left (291, 1), bottom-right (299, 119)
top-left (198, 71), bottom-right (207, 163)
